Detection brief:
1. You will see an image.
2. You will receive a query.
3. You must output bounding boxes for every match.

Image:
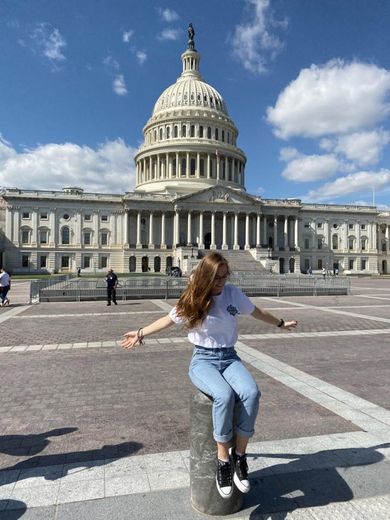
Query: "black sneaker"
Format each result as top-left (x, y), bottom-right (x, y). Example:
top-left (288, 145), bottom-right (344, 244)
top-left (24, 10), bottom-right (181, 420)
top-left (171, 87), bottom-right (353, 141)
top-left (216, 459), bottom-right (233, 499)
top-left (230, 448), bottom-right (250, 493)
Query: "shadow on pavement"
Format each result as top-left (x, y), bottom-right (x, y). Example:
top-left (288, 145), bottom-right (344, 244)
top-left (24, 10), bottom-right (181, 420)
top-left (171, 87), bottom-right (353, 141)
top-left (0, 501), bottom-right (27, 519)
top-left (0, 427), bottom-right (143, 488)
top-left (245, 443), bottom-right (390, 518)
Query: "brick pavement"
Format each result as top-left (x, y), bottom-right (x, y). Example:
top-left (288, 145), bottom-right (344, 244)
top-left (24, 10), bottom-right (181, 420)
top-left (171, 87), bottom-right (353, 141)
top-left (0, 277), bottom-right (390, 518)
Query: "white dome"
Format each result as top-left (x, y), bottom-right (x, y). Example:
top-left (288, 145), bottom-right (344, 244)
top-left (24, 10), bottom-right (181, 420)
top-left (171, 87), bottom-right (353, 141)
top-left (152, 77), bottom-right (228, 117)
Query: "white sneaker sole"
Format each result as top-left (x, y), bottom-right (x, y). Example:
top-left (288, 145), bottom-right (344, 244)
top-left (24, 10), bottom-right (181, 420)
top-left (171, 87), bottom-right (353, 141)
top-left (215, 474), bottom-right (233, 499)
top-left (233, 472), bottom-right (250, 494)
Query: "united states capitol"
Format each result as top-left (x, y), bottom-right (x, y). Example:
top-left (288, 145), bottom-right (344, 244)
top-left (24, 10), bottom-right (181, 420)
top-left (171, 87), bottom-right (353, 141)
top-left (1, 29), bottom-right (389, 276)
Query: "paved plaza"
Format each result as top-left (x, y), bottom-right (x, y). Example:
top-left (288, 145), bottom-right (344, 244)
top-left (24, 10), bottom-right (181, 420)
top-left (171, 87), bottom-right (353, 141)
top-left (0, 277), bottom-right (390, 519)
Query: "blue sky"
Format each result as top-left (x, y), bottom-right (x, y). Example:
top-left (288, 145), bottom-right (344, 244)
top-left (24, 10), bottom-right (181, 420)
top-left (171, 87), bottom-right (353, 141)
top-left (1, 0), bottom-right (390, 206)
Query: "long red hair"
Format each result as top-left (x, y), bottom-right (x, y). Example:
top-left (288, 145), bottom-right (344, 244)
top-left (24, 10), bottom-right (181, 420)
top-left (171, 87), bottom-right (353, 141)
top-left (176, 252), bottom-right (230, 329)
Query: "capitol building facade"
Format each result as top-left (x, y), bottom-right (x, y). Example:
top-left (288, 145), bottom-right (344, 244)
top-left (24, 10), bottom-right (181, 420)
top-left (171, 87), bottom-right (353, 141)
top-left (1, 34), bottom-right (390, 275)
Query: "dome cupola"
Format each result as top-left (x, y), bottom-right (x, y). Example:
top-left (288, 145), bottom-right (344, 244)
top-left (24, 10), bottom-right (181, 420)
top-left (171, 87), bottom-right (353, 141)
top-left (134, 24), bottom-right (246, 195)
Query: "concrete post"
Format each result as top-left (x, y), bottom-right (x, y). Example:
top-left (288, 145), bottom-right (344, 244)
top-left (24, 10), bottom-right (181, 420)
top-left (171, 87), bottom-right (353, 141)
top-left (190, 391), bottom-right (244, 516)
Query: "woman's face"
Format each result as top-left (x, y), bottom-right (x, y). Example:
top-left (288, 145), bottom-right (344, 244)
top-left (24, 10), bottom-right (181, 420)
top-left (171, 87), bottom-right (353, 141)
top-left (211, 263), bottom-right (228, 295)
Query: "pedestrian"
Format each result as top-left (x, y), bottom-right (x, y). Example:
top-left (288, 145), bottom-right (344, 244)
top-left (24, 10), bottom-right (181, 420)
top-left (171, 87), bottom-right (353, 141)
top-left (121, 252), bottom-right (297, 498)
top-left (322, 267), bottom-right (326, 279)
top-left (77, 267), bottom-right (81, 277)
top-left (0, 267), bottom-right (11, 307)
top-left (105, 268), bottom-right (118, 306)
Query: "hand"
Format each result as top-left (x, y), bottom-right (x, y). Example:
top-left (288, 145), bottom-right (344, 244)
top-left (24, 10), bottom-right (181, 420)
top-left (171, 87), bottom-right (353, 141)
top-left (283, 320), bottom-right (298, 331)
top-left (121, 331), bottom-right (140, 350)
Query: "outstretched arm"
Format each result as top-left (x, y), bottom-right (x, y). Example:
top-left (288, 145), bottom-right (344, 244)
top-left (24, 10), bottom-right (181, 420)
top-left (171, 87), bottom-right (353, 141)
top-left (121, 314), bottom-right (175, 350)
top-left (251, 306), bottom-right (297, 331)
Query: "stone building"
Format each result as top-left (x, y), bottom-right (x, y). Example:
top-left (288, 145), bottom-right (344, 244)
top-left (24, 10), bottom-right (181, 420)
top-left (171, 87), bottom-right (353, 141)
top-left (1, 32), bottom-right (389, 275)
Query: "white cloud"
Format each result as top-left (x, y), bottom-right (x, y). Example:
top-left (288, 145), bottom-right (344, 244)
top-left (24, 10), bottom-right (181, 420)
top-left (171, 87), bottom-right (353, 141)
top-left (136, 50), bottom-right (147, 65)
top-left (158, 8), bottom-right (179, 22)
top-left (280, 150), bottom-right (341, 182)
top-left (306, 169), bottom-right (390, 201)
top-left (103, 55), bottom-right (120, 71)
top-left (122, 30), bottom-right (134, 43)
top-left (0, 137), bottom-right (136, 193)
top-left (30, 22), bottom-right (66, 66)
top-left (231, 0), bottom-right (287, 75)
top-left (113, 74), bottom-right (127, 96)
top-left (320, 129), bottom-right (390, 166)
top-left (267, 60), bottom-right (390, 139)
top-left (157, 28), bottom-right (181, 41)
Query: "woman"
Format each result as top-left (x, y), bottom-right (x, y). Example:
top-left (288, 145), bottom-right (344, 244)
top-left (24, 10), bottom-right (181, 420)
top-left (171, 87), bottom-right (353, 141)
top-left (121, 252), bottom-right (297, 498)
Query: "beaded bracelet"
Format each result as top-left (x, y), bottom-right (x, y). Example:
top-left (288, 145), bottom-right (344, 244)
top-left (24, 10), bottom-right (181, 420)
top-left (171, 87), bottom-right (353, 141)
top-left (137, 327), bottom-right (145, 345)
top-left (277, 319), bottom-right (285, 328)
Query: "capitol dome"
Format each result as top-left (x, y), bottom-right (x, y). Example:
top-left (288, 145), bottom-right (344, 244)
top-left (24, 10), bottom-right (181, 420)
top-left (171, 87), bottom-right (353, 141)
top-left (134, 27), bottom-right (246, 195)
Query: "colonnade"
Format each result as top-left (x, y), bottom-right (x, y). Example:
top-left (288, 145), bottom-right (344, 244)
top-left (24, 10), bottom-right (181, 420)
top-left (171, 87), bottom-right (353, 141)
top-left (136, 152), bottom-right (244, 186)
top-left (126, 209), bottom-right (300, 251)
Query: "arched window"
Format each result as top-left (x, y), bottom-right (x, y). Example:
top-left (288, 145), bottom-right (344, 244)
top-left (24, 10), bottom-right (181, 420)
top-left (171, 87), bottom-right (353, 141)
top-left (361, 237), bottom-right (367, 251)
top-left (199, 126), bottom-right (204, 138)
top-left (207, 127), bottom-right (212, 139)
top-left (190, 125), bottom-right (195, 137)
top-left (154, 256), bottom-right (161, 273)
top-left (215, 128), bottom-right (219, 140)
top-left (166, 126), bottom-right (170, 139)
top-left (159, 128), bottom-right (163, 140)
top-left (174, 125), bottom-right (178, 138)
top-left (181, 158), bottom-right (186, 176)
top-left (61, 226), bottom-right (70, 245)
top-left (129, 256), bottom-right (136, 272)
top-left (182, 125), bottom-right (187, 137)
top-left (190, 158), bottom-right (196, 175)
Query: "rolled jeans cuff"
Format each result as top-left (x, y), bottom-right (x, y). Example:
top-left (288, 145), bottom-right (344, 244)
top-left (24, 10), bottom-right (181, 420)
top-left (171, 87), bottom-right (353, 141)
top-left (235, 426), bottom-right (255, 439)
top-left (213, 431), bottom-right (234, 443)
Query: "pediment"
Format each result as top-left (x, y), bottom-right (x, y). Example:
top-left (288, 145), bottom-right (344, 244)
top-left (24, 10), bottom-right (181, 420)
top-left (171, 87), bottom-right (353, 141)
top-left (174, 186), bottom-right (258, 206)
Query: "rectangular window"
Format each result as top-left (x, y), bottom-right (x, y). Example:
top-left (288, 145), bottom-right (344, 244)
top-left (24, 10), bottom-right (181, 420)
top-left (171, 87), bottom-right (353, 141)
top-left (83, 232), bottom-right (91, 245)
top-left (22, 211), bottom-right (30, 219)
top-left (101, 215), bottom-right (108, 222)
top-left (317, 238), bottom-right (322, 250)
top-left (83, 256), bottom-right (91, 269)
top-left (304, 223), bottom-right (309, 228)
top-left (317, 223), bottom-right (323, 229)
top-left (22, 255), bottom-right (29, 268)
top-left (304, 259), bottom-right (310, 271)
top-left (317, 259), bottom-right (323, 269)
top-left (349, 259), bottom-right (354, 270)
top-left (21, 230), bottom-right (29, 244)
top-left (84, 214), bottom-right (92, 222)
top-left (304, 238), bottom-right (310, 249)
top-left (39, 230), bottom-right (48, 244)
top-left (100, 256), bottom-right (108, 269)
top-left (361, 259), bottom-right (367, 270)
top-left (40, 255), bottom-right (47, 268)
top-left (61, 256), bottom-right (70, 269)
top-left (101, 232), bottom-right (108, 246)
top-left (40, 212), bottom-right (48, 220)
top-left (361, 224), bottom-right (366, 230)
top-left (349, 238), bottom-right (354, 250)
top-left (348, 224), bottom-right (354, 230)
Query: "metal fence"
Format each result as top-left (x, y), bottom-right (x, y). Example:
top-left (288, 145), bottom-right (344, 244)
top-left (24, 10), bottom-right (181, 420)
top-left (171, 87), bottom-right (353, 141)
top-left (30, 275), bottom-right (73, 303)
top-left (31, 273), bottom-right (350, 303)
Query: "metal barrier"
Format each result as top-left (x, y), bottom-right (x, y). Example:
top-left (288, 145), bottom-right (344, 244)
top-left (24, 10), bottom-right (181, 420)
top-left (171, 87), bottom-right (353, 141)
top-left (34, 274), bottom-right (350, 303)
top-left (30, 275), bottom-right (73, 303)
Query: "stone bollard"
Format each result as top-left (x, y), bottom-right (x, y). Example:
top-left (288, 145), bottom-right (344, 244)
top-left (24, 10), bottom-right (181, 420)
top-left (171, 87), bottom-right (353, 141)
top-left (190, 390), bottom-right (244, 516)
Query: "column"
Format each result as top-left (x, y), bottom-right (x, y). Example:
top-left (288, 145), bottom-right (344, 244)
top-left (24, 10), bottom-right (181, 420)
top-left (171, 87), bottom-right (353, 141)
top-left (343, 221), bottom-right (348, 252)
top-left (224, 156), bottom-right (228, 181)
top-left (216, 155), bottom-right (220, 182)
top-left (263, 217), bottom-right (267, 247)
top-left (187, 211), bottom-right (192, 246)
top-left (49, 211), bottom-right (56, 246)
top-left (174, 211), bottom-right (180, 246)
top-left (149, 157), bottom-right (152, 180)
top-left (245, 214), bottom-right (250, 249)
top-left (199, 212), bottom-right (204, 249)
top-left (5, 206), bottom-right (12, 241)
top-left (92, 213), bottom-right (98, 246)
top-left (207, 154), bottom-right (211, 179)
top-left (273, 216), bottom-right (278, 250)
top-left (284, 217), bottom-right (288, 249)
top-left (196, 153), bottom-right (200, 178)
top-left (294, 218), bottom-right (299, 249)
top-left (186, 152), bottom-right (190, 178)
top-left (31, 210), bottom-right (38, 246)
top-left (13, 210), bottom-right (19, 244)
top-left (233, 213), bottom-right (239, 250)
top-left (75, 212), bottom-right (81, 247)
top-left (210, 212), bottom-right (216, 250)
top-left (157, 156), bottom-right (160, 179)
top-left (148, 212), bottom-right (154, 248)
top-left (356, 221), bottom-right (361, 252)
top-left (324, 220), bottom-right (329, 249)
top-left (372, 223), bottom-right (378, 251)
top-left (222, 212), bottom-right (228, 250)
top-left (136, 211), bottom-right (142, 248)
top-left (386, 225), bottom-right (389, 252)
top-left (112, 212), bottom-right (117, 246)
top-left (161, 212), bottom-right (166, 249)
top-left (176, 152), bottom-right (180, 177)
top-left (256, 214), bottom-right (261, 247)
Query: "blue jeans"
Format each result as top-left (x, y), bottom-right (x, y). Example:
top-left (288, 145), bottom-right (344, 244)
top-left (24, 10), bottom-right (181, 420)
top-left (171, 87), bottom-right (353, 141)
top-left (189, 346), bottom-right (261, 443)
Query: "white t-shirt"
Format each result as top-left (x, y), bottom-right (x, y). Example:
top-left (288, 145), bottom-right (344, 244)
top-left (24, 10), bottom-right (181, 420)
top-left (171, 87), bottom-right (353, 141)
top-left (0, 271), bottom-right (10, 287)
top-left (169, 284), bottom-right (255, 349)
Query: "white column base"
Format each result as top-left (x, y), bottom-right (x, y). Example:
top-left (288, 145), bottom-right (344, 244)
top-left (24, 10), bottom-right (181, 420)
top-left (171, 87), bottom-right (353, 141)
top-left (199, 243), bottom-right (205, 249)
top-left (210, 244), bottom-right (217, 250)
top-left (233, 245), bottom-right (240, 250)
top-left (148, 244), bottom-right (155, 249)
top-left (244, 244), bottom-right (250, 250)
top-left (136, 244), bottom-right (142, 249)
top-left (222, 244), bottom-right (228, 250)
top-left (160, 244), bottom-right (167, 249)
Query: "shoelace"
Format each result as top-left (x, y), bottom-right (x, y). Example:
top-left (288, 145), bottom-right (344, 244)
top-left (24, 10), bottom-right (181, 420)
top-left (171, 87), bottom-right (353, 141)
top-left (235, 454), bottom-right (248, 479)
top-left (217, 461), bottom-right (233, 486)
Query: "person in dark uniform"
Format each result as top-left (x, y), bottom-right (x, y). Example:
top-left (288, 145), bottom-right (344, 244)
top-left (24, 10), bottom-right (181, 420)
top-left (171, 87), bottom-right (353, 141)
top-left (105, 268), bottom-right (118, 306)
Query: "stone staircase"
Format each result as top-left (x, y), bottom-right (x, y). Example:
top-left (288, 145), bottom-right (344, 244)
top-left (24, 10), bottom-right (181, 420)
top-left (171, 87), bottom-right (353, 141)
top-left (218, 250), bottom-right (267, 273)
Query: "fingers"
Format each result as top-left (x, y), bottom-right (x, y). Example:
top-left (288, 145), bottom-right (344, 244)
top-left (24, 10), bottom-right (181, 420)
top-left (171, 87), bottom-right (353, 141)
top-left (284, 320), bottom-right (298, 331)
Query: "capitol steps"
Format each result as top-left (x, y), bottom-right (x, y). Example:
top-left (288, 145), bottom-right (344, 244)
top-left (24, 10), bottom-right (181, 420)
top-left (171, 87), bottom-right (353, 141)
top-left (215, 250), bottom-right (267, 273)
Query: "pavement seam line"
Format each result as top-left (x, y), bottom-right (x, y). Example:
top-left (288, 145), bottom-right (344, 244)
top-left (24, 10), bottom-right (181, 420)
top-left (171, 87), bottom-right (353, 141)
top-left (0, 305), bottom-right (31, 324)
